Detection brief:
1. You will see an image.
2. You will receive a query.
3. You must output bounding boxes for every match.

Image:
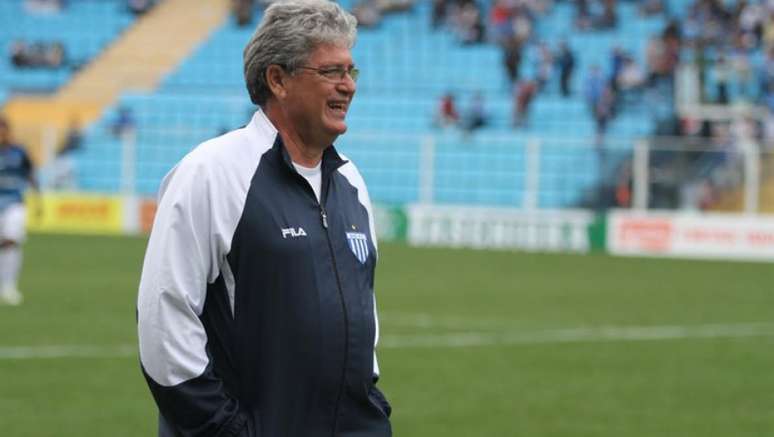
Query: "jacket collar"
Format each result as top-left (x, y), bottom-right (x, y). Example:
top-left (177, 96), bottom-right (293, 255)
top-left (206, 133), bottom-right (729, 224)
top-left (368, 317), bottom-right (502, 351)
top-left (272, 135), bottom-right (348, 178)
top-left (247, 107), bottom-right (348, 176)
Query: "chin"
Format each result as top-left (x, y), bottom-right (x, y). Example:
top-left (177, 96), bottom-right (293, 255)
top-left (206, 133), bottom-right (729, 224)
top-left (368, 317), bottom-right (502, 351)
top-left (325, 122), bottom-right (348, 136)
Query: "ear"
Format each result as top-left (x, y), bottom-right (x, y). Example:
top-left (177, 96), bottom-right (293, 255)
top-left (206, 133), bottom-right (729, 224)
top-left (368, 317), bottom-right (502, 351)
top-left (266, 64), bottom-right (289, 100)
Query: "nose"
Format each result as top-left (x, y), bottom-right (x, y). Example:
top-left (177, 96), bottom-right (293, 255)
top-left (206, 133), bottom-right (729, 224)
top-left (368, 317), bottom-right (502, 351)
top-left (336, 74), bottom-right (356, 96)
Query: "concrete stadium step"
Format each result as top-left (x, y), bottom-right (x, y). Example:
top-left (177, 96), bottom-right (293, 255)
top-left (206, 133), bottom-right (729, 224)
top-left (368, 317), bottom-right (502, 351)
top-left (1, 0), bottom-right (231, 163)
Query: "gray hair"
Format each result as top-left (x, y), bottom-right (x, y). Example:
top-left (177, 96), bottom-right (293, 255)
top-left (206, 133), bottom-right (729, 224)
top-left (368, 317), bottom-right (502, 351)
top-left (243, 0), bottom-right (358, 106)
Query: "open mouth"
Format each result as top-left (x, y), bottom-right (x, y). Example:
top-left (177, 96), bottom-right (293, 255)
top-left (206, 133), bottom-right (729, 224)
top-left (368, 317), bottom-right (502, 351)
top-left (327, 101), bottom-right (348, 115)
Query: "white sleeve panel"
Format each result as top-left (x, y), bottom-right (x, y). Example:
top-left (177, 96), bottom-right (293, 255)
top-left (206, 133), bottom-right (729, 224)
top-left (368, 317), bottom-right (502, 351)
top-left (337, 157), bottom-right (378, 253)
top-left (138, 122), bottom-right (271, 387)
top-left (373, 297), bottom-right (380, 378)
top-left (138, 157), bottom-right (219, 387)
top-left (337, 157), bottom-right (381, 377)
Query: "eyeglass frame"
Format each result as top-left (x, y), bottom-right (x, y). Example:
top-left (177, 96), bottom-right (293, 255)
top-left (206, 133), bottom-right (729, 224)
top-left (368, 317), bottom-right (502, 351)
top-left (292, 64), bottom-right (360, 83)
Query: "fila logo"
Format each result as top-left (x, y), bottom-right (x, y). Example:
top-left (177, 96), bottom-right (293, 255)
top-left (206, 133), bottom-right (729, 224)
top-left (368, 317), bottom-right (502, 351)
top-left (281, 227), bottom-right (307, 239)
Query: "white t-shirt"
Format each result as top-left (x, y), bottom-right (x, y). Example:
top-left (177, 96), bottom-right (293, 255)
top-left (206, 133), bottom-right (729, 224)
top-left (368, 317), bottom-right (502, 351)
top-left (293, 161), bottom-right (322, 202)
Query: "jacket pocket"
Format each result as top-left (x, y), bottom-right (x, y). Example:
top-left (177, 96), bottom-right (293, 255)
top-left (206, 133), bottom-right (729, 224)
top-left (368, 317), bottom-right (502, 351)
top-left (368, 385), bottom-right (392, 418)
top-left (231, 410), bottom-right (257, 437)
top-left (240, 412), bottom-right (259, 437)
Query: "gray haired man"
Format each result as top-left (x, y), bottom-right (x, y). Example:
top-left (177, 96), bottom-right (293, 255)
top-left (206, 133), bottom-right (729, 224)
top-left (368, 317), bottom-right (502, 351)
top-left (137, 1), bottom-right (392, 435)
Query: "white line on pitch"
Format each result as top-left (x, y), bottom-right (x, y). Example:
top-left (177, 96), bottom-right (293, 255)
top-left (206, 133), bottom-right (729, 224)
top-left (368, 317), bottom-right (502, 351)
top-left (0, 344), bottom-right (137, 360)
top-left (379, 322), bottom-right (774, 349)
top-left (0, 323), bottom-right (772, 360)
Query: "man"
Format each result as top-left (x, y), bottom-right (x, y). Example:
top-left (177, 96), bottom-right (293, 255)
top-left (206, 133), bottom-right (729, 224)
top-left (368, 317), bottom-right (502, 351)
top-left (137, 1), bottom-right (392, 436)
top-left (0, 117), bottom-right (37, 306)
top-left (557, 41), bottom-right (575, 97)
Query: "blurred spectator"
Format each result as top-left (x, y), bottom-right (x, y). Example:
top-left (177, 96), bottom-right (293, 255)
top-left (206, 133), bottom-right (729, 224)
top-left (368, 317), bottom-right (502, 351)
top-left (9, 41), bottom-right (27, 67)
top-left (431, 0), bottom-right (447, 29)
top-left (449, 1), bottom-right (485, 45)
top-left (353, 1), bottom-right (382, 28)
top-left (127, 0), bottom-right (157, 15)
top-left (503, 37), bottom-right (523, 85)
top-left (614, 162), bottom-right (632, 207)
top-left (377, 0), bottom-right (414, 14)
top-left (512, 7), bottom-right (533, 43)
top-left (24, 0), bottom-right (63, 14)
top-left (763, 83), bottom-right (774, 149)
top-left (592, 0), bottom-right (618, 30)
top-left (436, 92), bottom-right (459, 128)
top-left (616, 55), bottom-right (646, 93)
top-left (575, 0), bottom-right (591, 29)
top-left (714, 54), bottom-right (730, 104)
top-left (111, 107), bottom-right (136, 138)
top-left (593, 86), bottom-right (615, 143)
top-left (639, 0), bottom-right (664, 16)
top-left (696, 179), bottom-right (719, 210)
top-left (577, 0), bottom-right (617, 30)
top-left (739, 0), bottom-right (764, 47)
top-left (729, 33), bottom-right (754, 99)
top-left (646, 36), bottom-right (666, 81)
top-left (759, 47), bottom-right (774, 95)
top-left (489, 0), bottom-right (512, 45)
top-left (51, 118), bottom-right (82, 190)
top-left (9, 40), bottom-right (65, 69)
top-left (354, 0), bottom-right (414, 28)
top-left (514, 79), bottom-right (537, 127)
top-left (730, 111), bottom-right (759, 145)
top-left (646, 21), bottom-right (681, 88)
top-left (462, 92), bottom-right (487, 133)
top-left (61, 118), bottom-right (83, 155)
top-left (232, 0), bottom-right (254, 26)
top-left (527, 0), bottom-right (553, 15)
top-left (557, 41), bottom-right (576, 97)
top-left (609, 46), bottom-right (626, 92)
top-left (585, 65), bottom-right (605, 112)
top-left (763, 10), bottom-right (774, 50)
top-left (585, 65), bottom-right (614, 142)
top-left (535, 42), bottom-right (554, 91)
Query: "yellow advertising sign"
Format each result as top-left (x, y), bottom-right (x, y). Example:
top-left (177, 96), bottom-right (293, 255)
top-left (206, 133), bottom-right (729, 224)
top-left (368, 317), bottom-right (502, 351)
top-left (25, 193), bottom-right (124, 235)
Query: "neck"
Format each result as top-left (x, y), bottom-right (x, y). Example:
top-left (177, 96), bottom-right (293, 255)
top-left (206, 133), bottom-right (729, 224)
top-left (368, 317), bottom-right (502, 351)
top-left (263, 101), bottom-right (329, 167)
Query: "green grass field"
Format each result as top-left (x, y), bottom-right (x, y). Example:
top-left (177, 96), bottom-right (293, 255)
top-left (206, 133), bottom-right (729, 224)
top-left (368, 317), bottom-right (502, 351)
top-left (1, 233), bottom-right (772, 436)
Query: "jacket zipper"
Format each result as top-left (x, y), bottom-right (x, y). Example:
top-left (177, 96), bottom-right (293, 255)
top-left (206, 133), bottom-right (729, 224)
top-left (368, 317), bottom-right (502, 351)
top-left (319, 188), bottom-right (350, 437)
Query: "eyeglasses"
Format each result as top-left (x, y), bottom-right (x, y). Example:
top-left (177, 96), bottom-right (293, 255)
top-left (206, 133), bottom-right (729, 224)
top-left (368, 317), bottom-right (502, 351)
top-left (295, 65), bottom-right (360, 83)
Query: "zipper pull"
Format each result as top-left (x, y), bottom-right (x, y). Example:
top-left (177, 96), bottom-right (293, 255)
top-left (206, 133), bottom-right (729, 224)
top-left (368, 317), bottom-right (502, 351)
top-left (320, 207), bottom-right (328, 229)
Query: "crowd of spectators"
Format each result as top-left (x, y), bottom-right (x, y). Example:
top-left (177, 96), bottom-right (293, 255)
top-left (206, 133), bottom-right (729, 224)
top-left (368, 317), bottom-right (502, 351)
top-left (127, 0), bottom-right (158, 15)
top-left (425, 0), bottom-right (774, 211)
top-left (9, 0), bottom-right (162, 70)
top-left (646, 0), bottom-right (774, 210)
top-left (10, 0), bottom-right (774, 211)
top-left (434, 91), bottom-right (489, 134)
top-left (353, 0), bottom-right (415, 28)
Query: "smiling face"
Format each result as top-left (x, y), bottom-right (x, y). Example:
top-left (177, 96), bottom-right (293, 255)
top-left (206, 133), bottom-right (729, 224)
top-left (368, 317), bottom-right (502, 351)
top-left (283, 43), bottom-right (356, 149)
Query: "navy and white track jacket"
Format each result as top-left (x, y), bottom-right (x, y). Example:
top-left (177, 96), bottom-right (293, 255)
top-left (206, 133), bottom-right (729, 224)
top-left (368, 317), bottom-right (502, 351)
top-left (137, 109), bottom-right (392, 437)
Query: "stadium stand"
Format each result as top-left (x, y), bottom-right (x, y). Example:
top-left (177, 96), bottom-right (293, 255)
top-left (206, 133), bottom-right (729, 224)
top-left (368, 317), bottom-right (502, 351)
top-left (70, 0), bottom-right (672, 209)
top-left (1, 0), bottom-right (229, 165)
top-left (4, 0), bottom-right (772, 211)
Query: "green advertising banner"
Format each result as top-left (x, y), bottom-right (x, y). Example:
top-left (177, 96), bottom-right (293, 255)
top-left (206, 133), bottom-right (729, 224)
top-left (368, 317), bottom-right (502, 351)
top-left (374, 204), bottom-right (407, 242)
